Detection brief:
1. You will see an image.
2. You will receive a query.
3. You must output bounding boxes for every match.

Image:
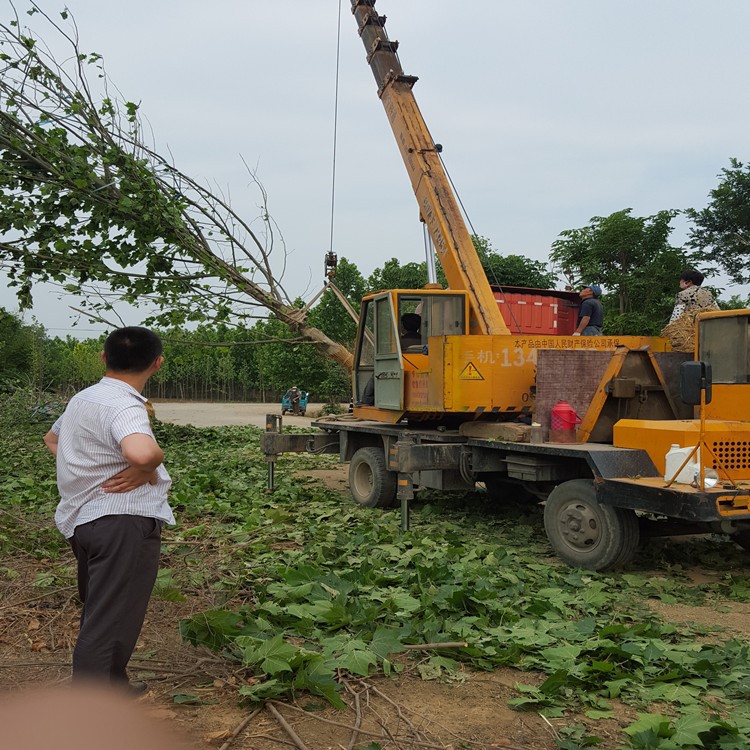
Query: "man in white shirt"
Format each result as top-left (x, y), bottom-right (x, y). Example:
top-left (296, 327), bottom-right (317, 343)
top-left (44, 327), bottom-right (174, 693)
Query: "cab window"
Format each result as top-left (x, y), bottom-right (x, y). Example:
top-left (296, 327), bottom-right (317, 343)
top-left (699, 316), bottom-right (750, 384)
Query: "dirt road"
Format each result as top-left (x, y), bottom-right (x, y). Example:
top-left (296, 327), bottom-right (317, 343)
top-left (152, 401), bottom-right (327, 428)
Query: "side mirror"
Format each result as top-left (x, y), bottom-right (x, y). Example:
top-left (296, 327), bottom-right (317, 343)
top-left (680, 361), bottom-right (712, 405)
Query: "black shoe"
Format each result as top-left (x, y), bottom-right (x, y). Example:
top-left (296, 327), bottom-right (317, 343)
top-left (126, 680), bottom-right (149, 696)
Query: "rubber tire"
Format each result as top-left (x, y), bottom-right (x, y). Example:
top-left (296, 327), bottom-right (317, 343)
top-left (349, 447), bottom-right (398, 508)
top-left (732, 531), bottom-right (750, 552)
top-left (544, 479), bottom-right (639, 571)
top-left (281, 409), bottom-right (287, 415)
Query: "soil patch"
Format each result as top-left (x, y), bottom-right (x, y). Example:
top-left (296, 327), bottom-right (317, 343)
top-left (151, 402), bottom-right (346, 429)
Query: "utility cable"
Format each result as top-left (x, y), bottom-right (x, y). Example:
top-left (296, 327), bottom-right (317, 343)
top-left (328, 0), bottom-right (344, 256)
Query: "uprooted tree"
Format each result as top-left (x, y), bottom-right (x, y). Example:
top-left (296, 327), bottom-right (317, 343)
top-left (0, 4), bottom-right (353, 369)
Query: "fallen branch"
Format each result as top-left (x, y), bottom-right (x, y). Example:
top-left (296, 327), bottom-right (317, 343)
top-left (539, 713), bottom-right (561, 742)
top-left (0, 585), bottom-right (77, 612)
top-left (346, 689), bottom-right (363, 750)
top-left (271, 701), bottom-right (445, 749)
top-left (266, 702), bottom-right (310, 750)
top-left (217, 707), bottom-right (262, 750)
top-left (354, 678), bottom-right (483, 748)
top-left (243, 733), bottom-right (298, 748)
top-left (359, 681), bottom-right (433, 747)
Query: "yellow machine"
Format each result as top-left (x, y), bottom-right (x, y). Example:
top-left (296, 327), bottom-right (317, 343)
top-left (263, 3), bottom-right (750, 571)
top-left (612, 309), bottom-right (750, 490)
top-left (353, 286), bottom-right (671, 425)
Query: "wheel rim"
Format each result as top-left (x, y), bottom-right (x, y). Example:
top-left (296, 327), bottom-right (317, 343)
top-left (556, 500), bottom-right (603, 553)
top-left (352, 460), bottom-right (373, 500)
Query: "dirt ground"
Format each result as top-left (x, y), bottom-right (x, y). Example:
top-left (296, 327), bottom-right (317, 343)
top-left (3, 402), bottom-right (749, 750)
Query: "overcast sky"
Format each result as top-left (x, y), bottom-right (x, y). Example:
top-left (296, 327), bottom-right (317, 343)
top-left (2, 0), bottom-right (749, 337)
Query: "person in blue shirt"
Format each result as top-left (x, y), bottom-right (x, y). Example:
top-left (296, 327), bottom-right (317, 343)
top-left (573, 284), bottom-right (604, 336)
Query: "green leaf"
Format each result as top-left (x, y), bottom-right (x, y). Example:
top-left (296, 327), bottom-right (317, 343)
top-left (671, 712), bottom-right (719, 747)
top-left (172, 693), bottom-right (207, 705)
top-left (624, 714), bottom-right (674, 739)
top-left (584, 709), bottom-right (614, 720)
top-left (236, 633), bottom-right (298, 675)
top-left (539, 669), bottom-right (570, 695)
top-left (332, 639), bottom-right (378, 677)
top-left (369, 625), bottom-right (405, 659)
top-left (239, 679), bottom-right (287, 703)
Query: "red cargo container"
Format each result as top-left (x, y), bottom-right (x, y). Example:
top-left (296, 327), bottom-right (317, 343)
top-left (491, 286), bottom-right (580, 336)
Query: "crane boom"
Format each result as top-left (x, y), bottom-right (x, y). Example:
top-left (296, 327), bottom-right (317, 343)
top-left (351, 1), bottom-right (510, 336)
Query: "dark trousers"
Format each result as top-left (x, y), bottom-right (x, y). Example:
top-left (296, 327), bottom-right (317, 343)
top-left (69, 515), bottom-right (162, 684)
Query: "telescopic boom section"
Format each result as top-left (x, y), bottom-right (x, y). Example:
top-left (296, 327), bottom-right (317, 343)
top-left (351, 1), bottom-right (510, 336)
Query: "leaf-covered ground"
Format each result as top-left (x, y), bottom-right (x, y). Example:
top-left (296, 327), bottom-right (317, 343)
top-left (2, 392), bottom-right (750, 749)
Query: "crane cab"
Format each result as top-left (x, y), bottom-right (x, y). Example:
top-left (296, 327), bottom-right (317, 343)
top-left (352, 289), bottom-right (469, 423)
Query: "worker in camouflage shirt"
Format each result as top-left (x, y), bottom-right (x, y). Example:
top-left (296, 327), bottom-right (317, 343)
top-left (669, 269), bottom-right (717, 322)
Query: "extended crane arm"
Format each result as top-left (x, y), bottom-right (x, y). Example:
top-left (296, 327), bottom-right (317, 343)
top-left (351, 0), bottom-right (510, 336)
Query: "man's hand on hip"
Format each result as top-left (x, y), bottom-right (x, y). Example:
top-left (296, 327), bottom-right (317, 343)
top-left (102, 466), bottom-right (158, 493)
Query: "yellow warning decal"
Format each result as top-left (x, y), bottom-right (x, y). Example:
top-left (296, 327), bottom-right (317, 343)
top-left (459, 362), bottom-right (485, 380)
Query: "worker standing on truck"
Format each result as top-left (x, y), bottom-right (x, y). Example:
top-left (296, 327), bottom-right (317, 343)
top-left (573, 284), bottom-right (604, 336)
top-left (669, 269), bottom-right (718, 322)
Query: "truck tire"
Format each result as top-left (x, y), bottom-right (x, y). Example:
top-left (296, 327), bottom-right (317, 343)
top-left (732, 531), bottom-right (750, 552)
top-left (349, 447), bottom-right (397, 508)
top-left (544, 479), bottom-right (639, 571)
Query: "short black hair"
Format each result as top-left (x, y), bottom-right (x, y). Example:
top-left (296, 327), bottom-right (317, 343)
top-left (680, 269), bottom-right (705, 286)
top-left (401, 312), bottom-right (421, 332)
top-left (104, 326), bottom-right (162, 373)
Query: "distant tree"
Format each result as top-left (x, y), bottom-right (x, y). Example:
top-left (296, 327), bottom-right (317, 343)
top-left (365, 239), bottom-right (554, 294)
top-left (550, 209), bottom-right (692, 335)
top-left (718, 294), bottom-right (750, 311)
top-left (473, 236), bottom-right (556, 289)
top-left (0, 309), bottom-right (32, 382)
top-left (253, 316), bottom-right (349, 402)
top-left (367, 258), bottom-right (428, 292)
top-left (687, 159), bottom-right (750, 284)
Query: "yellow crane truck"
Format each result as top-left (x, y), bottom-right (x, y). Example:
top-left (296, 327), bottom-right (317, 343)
top-left (261, 1), bottom-right (750, 570)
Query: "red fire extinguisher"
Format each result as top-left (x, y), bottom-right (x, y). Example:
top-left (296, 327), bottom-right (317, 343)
top-left (550, 400), bottom-right (582, 443)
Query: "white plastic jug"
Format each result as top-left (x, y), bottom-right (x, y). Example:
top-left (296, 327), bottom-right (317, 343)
top-left (664, 444), bottom-right (698, 484)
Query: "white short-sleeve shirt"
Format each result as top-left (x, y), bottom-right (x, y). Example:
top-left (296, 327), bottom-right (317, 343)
top-left (51, 377), bottom-right (175, 538)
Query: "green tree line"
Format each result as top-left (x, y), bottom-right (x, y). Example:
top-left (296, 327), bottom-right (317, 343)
top-left (4, 192), bottom-right (750, 401)
top-left (0, 238), bottom-right (559, 402)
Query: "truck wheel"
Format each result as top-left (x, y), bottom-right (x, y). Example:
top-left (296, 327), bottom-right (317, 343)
top-left (544, 479), bottom-right (639, 571)
top-left (732, 531), bottom-right (750, 552)
top-left (349, 447), bottom-right (397, 508)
